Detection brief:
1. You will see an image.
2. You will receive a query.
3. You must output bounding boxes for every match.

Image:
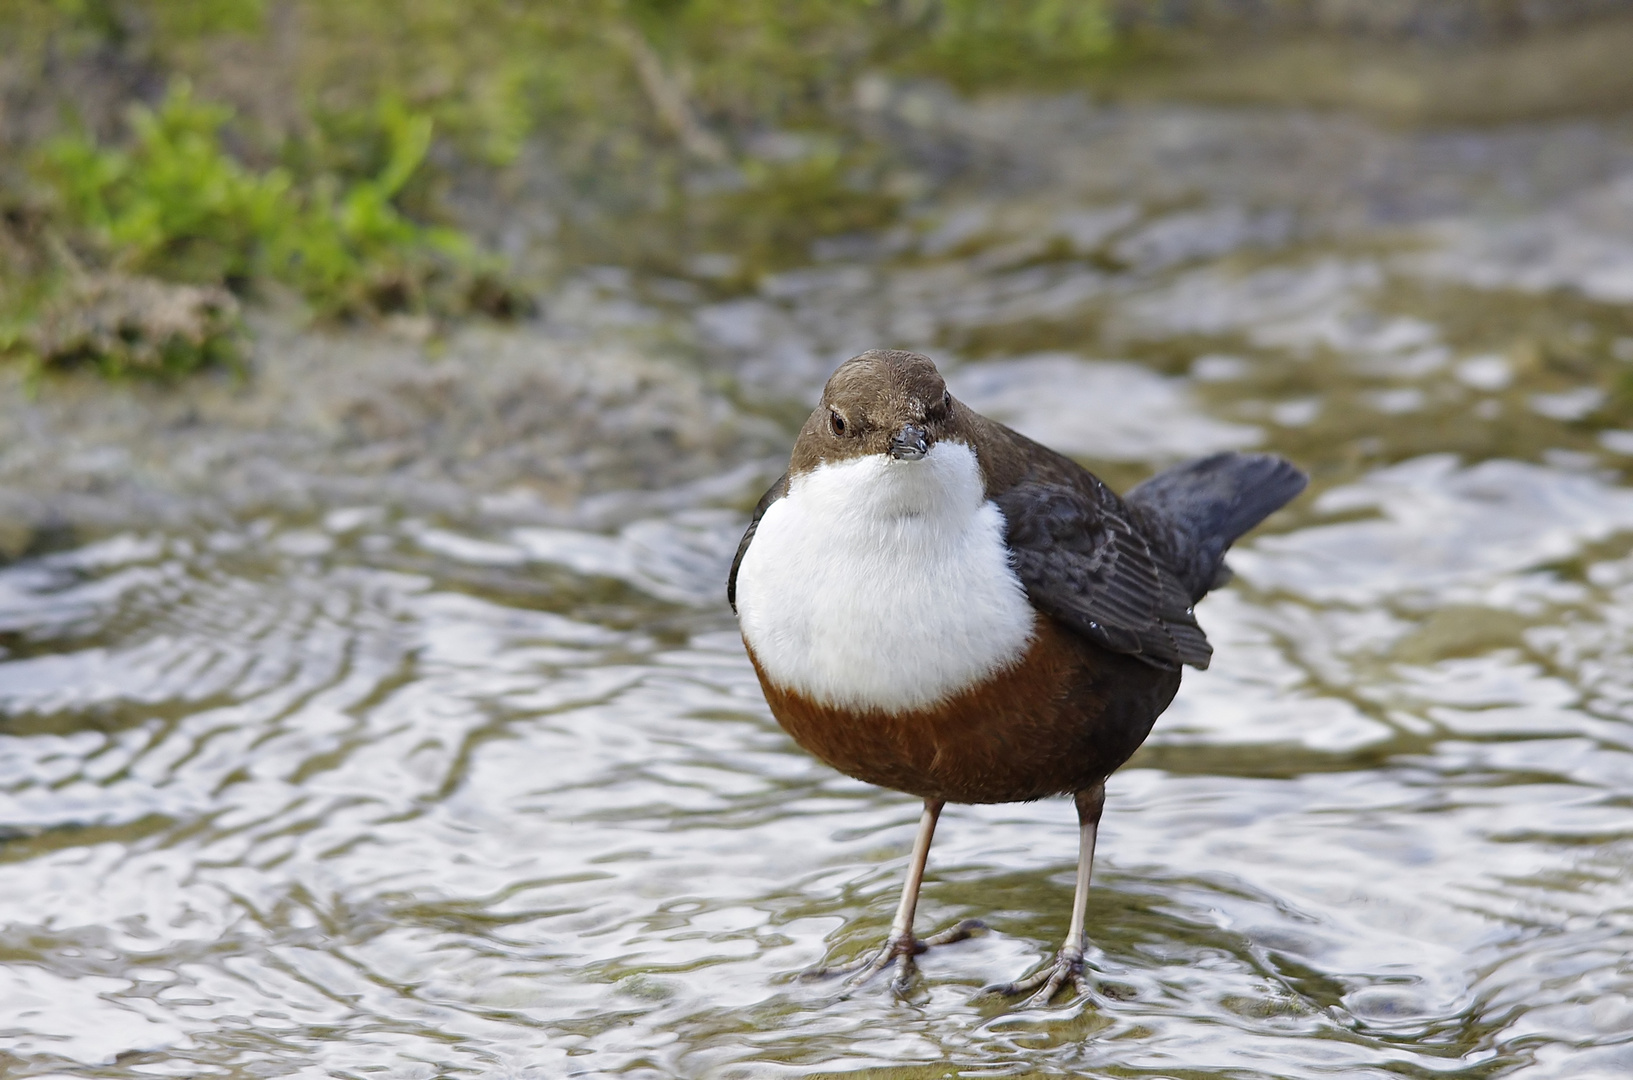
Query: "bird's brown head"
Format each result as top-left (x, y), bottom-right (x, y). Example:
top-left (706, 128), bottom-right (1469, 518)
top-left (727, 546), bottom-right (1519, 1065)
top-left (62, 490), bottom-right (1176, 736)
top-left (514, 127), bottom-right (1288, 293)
top-left (789, 350), bottom-right (969, 476)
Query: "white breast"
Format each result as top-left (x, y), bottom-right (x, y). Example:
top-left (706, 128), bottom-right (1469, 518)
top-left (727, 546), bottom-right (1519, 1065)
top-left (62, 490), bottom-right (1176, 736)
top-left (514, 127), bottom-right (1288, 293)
top-left (734, 441), bottom-right (1036, 712)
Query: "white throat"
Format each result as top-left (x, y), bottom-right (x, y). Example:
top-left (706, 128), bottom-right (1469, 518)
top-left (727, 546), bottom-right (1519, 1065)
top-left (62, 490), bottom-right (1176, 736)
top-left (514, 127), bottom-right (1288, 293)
top-left (734, 441), bottom-right (1035, 712)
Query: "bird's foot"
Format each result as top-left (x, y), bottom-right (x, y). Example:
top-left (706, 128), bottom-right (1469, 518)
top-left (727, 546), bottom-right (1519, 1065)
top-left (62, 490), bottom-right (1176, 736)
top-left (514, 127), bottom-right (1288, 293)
top-left (804, 918), bottom-right (985, 992)
top-left (982, 945), bottom-right (1091, 1006)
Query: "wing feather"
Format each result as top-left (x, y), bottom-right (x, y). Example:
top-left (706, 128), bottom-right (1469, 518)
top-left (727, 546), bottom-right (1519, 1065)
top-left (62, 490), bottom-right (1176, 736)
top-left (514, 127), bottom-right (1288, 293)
top-left (995, 478), bottom-right (1212, 670)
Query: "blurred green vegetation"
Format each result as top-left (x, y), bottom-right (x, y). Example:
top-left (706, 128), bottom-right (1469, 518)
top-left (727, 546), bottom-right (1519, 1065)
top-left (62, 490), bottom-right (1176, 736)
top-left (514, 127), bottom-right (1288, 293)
top-left (0, 0), bottom-right (1122, 377)
top-left (38, 83), bottom-right (478, 314)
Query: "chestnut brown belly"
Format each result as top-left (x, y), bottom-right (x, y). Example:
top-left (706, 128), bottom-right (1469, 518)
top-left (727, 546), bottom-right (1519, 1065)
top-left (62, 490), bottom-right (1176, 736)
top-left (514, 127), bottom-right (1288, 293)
top-left (747, 617), bottom-right (1181, 804)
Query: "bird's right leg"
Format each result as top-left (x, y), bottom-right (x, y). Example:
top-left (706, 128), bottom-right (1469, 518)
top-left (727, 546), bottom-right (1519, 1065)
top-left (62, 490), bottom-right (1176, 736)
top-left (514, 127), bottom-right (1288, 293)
top-left (805, 798), bottom-right (983, 992)
top-left (985, 782), bottom-right (1106, 1005)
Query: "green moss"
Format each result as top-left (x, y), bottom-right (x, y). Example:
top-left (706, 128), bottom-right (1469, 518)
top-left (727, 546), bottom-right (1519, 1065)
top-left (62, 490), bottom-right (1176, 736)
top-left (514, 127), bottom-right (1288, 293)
top-left (2, 0), bottom-right (1130, 375)
top-left (36, 82), bottom-right (479, 319)
top-left (719, 151), bottom-right (900, 265)
top-left (895, 0), bottom-right (1117, 88)
top-left (39, 84), bottom-right (294, 288)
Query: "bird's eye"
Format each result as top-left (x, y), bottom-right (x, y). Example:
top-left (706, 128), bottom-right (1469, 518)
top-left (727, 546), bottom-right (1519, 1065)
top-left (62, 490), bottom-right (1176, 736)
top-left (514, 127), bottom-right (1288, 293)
top-left (830, 410), bottom-right (847, 435)
top-left (943, 390), bottom-right (953, 412)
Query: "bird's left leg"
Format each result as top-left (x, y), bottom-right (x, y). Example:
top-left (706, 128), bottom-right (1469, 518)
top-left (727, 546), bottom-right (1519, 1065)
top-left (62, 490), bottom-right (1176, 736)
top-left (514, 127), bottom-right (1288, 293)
top-left (806, 798), bottom-right (983, 992)
top-left (985, 781), bottom-right (1105, 1005)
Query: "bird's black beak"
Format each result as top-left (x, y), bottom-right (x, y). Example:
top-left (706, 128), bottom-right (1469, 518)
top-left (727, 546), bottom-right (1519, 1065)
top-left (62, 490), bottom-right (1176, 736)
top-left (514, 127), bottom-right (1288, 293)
top-left (889, 423), bottom-right (930, 461)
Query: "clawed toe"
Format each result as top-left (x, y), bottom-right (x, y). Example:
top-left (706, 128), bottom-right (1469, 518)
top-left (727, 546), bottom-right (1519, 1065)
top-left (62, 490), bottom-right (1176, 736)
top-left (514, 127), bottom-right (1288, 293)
top-left (801, 936), bottom-right (920, 993)
top-left (803, 936), bottom-right (914, 984)
top-left (804, 918), bottom-right (987, 991)
top-left (982, 947), bottom-right (1091, 1006)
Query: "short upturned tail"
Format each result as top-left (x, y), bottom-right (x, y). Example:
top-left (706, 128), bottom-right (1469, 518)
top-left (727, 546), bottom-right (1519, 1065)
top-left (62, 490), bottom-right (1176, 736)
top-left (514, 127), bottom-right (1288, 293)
top-left (1126, 452), bottom-right (1307, 601)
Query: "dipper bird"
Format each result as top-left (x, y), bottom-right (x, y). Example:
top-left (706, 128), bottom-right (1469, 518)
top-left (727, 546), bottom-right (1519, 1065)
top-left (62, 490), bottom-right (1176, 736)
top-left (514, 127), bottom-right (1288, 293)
top-left (729, 349), bottom-right (1306, 1002)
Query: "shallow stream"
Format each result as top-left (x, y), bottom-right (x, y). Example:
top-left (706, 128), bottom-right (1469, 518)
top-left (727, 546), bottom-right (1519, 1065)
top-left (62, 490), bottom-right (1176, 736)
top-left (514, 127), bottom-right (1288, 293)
top-left (5, 91), bottom-right (1633, 1077)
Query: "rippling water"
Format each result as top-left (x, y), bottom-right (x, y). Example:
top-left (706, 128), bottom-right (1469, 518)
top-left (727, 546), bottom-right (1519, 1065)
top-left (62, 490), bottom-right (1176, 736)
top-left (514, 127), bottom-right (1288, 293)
top-left (7, 96), bottom-right (1633, 1078)
top-left (5, 454), bottom-right (1632, 1077)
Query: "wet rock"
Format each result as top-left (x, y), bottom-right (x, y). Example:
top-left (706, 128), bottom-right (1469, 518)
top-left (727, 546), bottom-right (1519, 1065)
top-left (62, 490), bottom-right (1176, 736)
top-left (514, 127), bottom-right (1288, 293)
top-left (0, 312), bottom-right (784, 538)
top-left (30, 274), bottom-right (240, 376)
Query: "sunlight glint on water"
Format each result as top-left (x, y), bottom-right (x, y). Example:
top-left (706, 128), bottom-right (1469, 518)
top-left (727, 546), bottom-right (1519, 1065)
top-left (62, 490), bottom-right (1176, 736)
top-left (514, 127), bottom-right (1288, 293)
top-left (1, 454), bottom-right (1632, 1076)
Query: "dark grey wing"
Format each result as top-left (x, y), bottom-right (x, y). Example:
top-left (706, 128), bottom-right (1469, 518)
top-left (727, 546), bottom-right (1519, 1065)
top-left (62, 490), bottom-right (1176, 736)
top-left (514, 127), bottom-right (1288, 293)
top-left (727, 473), bottom-right (789, 612)
top-left (995, 479), bottom-right (1213, 670)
